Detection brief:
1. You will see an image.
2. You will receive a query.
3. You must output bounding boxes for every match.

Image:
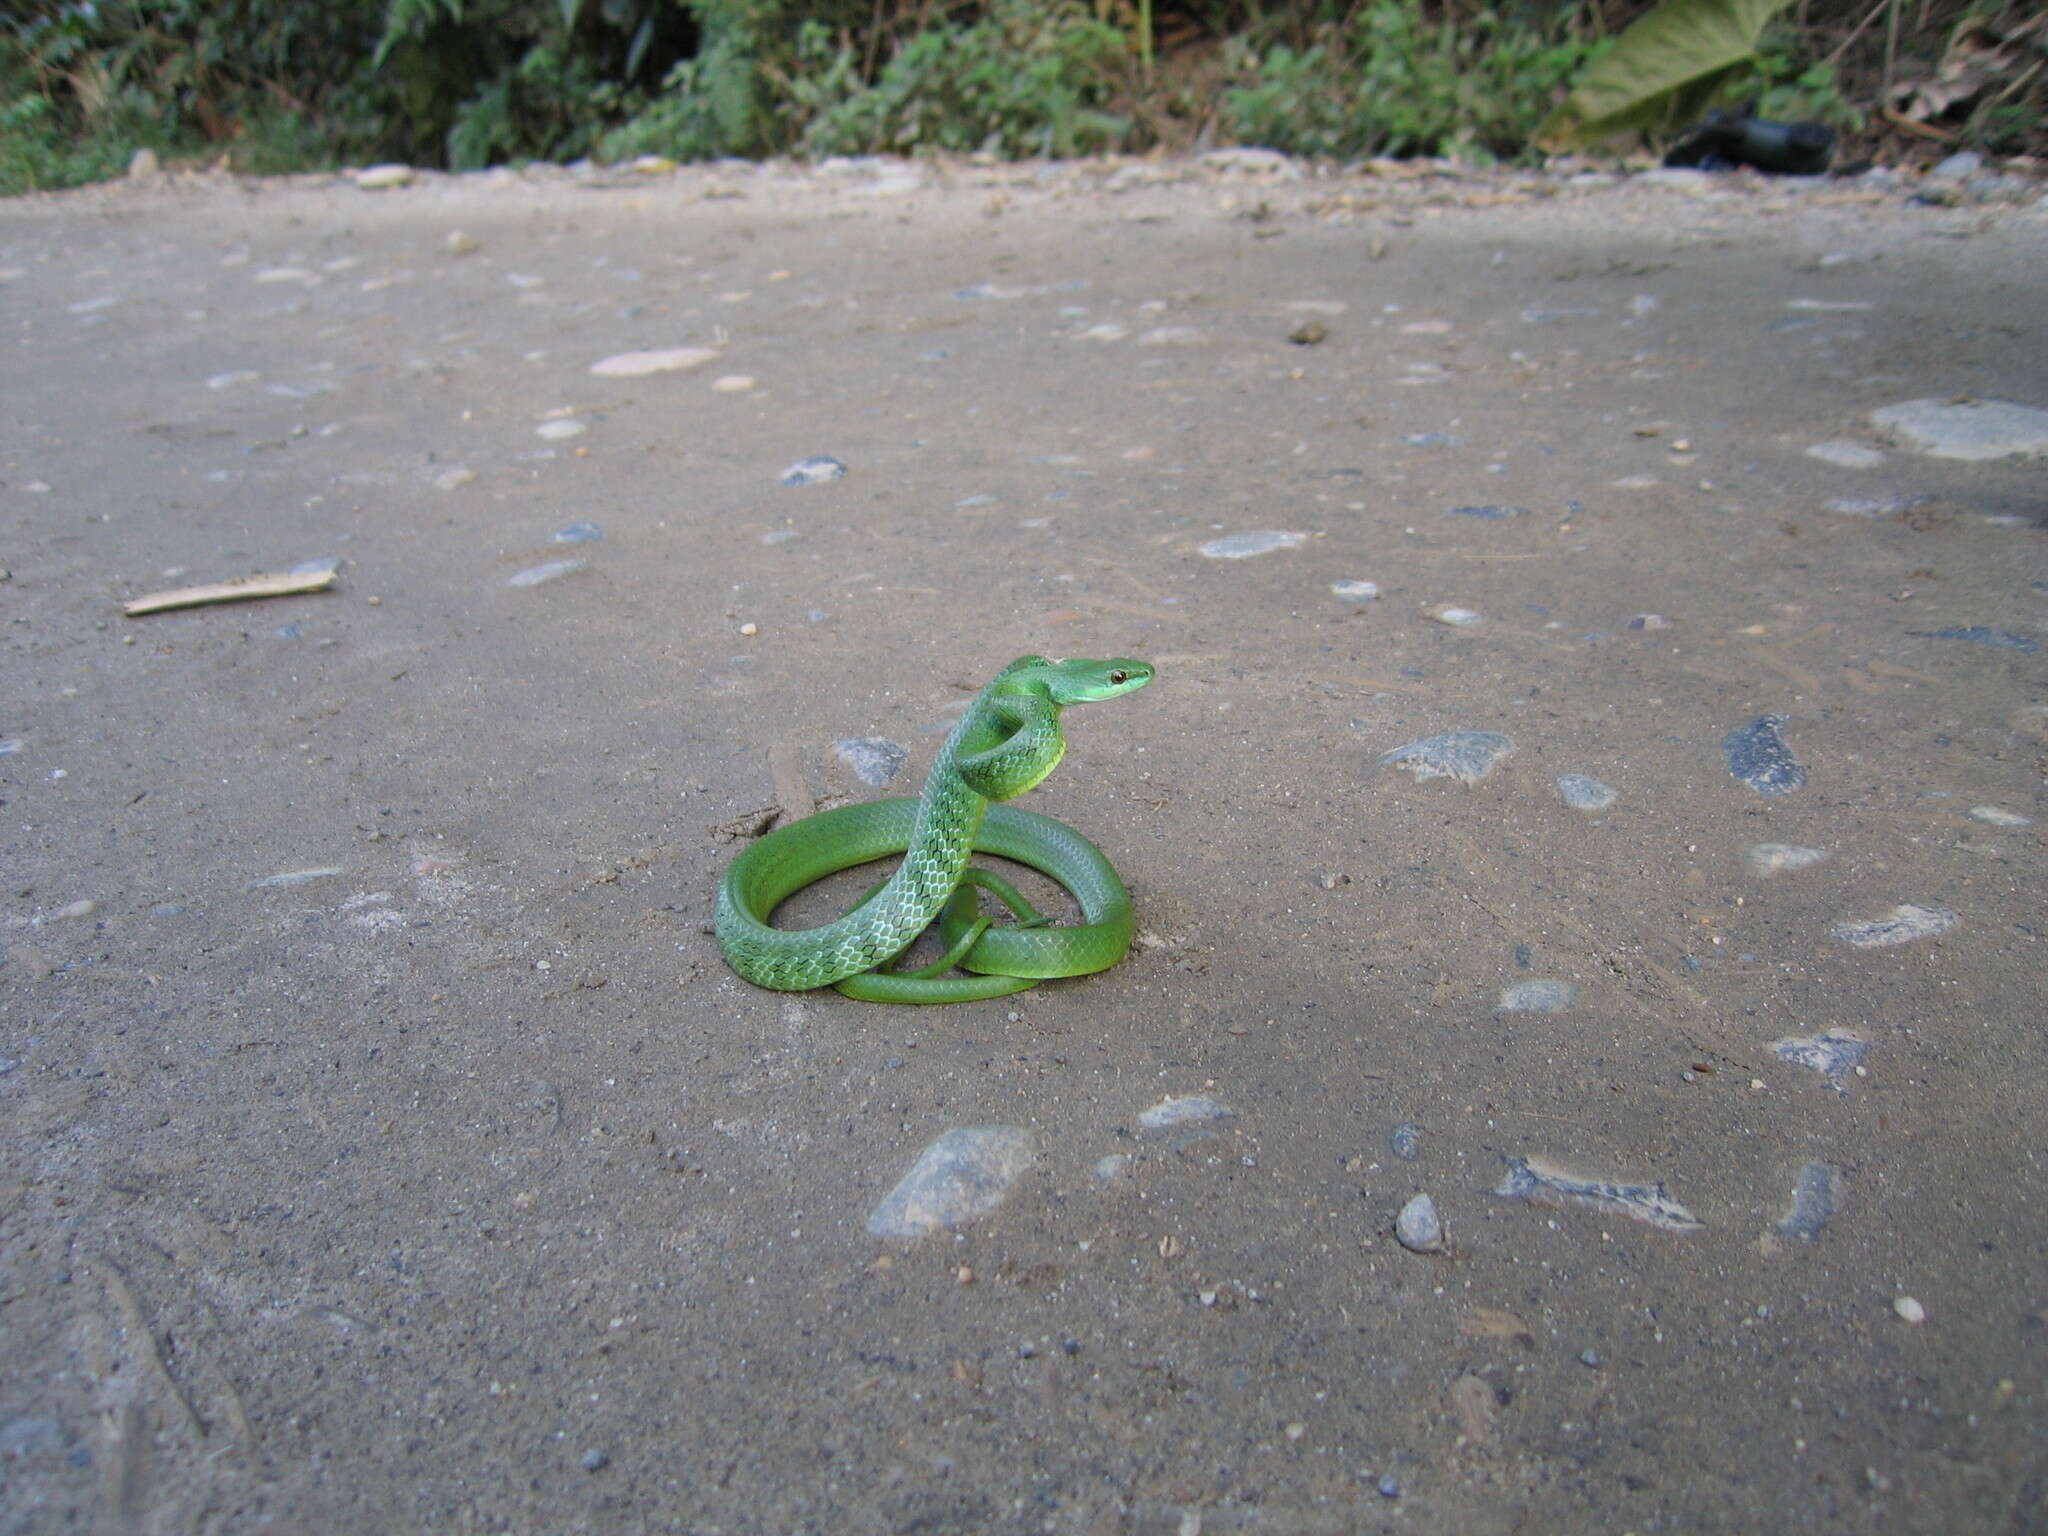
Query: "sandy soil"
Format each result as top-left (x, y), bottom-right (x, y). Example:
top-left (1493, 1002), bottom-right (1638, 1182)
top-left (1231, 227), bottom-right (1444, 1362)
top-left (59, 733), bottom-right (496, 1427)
top-left (2, 153), bottom-right (2045, 1534)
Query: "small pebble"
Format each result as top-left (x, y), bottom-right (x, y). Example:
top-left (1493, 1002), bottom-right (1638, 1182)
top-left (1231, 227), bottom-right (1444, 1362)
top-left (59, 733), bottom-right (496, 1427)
top-left (1138, 1095), bottom-right (1235, 1134)
top-left (434, 468), bottom-right (477, 491)
top-left (1831, 903), bottom-right (1956, 949)
top-left (1378, 1475), bottom-right (1402, 1499)
top-left (1870, 398), bottom-right (2048, 462)
top-left (1425, 605), bottom-right (1482, 626)
top-left (551, 520), bottom-right (602, 544)
top-left (1893, 1296), bottom-right (1926, 1325)
top-left (1495, 1155), bottom-right (1702, 1233)
top-left (1724, 714), bottom-right (1805, 795)
top-left (581, 1449), bottom-right (609, 1472)
top-left (535, 419), bottom-right (587, 440)
top-left (1445, 505), bottom-right (1525, 520)
top-left (1381, 730), bottom-right (1514, 785)
top-left (835, 738), bottom-right (907, 787)
top-left (1395, 1194), bottom-right (1444, 1253)
top-left (1579, 1350), bottom-right (1601, 1368)
top-left (1389, 1123), bottom-right (1421, 1162)
top-left (355, 164), bottom-right (416, 190)
top-left (1771, 1029), bottom-right (1868, 1083)
top-left (1923, 626), bottom-right (2037, 653)
top-left (1331, 579), bottom-right (1380, 600)
top-left (737, 622), bottom-right (758, 637)
top-left (589, 346), bottom-right (719, 377)
top-left (1556, 774), bottom-right (1617, 811)
top-left (712, 375), bottom-right (756, 392)
top-left (1779, 1161), bottom-right (1839, 1242)
top-left (247, 867), bottom-right (345, 889)
top-left (781, 456), bottom-right (847, 487)
top-left (866, 1127), bottom-right (1036, 1238)
top-left (1805, 440), bottom-right (1885, 469)
top-left (1746, 843), bottom-right (1827, 875)
top-left (1199, 530), bottom-right (1307, 559)
top-left (1499, 979), bottom-right (1575, 1014)
top-left (1968, 806), bottom-right (2030, 827)
top-left (508, 559), bottom-right (590, 588)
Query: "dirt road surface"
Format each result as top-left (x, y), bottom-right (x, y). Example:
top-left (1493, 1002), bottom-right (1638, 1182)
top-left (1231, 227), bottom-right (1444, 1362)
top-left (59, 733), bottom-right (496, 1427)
top-left (3, 154), bottom-right (2045, 1533)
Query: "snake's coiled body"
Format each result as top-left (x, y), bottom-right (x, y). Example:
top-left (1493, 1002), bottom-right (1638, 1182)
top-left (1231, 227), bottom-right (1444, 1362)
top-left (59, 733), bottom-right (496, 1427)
top-left (714, 655), bottom-right (1153, 1003)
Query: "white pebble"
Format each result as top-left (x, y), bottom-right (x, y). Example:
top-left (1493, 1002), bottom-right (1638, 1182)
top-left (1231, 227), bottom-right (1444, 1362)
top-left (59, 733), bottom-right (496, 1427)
top-left (508, 559), bottom-right (590, 588)
top-left (1200, 531), bottom-right (1307, 560)
top-left (1870, 398), bottom-right (2048, 462)
top-left (1968, 806), bottom-right (2030, 827)
top-left (1395, 1194), bottom-right (1444, 1253)
top-left (536, 419), bottom-right (587, 440)
top-left (1746, 843), bottom-right (1827, 875)
top-left (1831, 903), bottom-right (1956, 949)
top-left (1893, 1296), bottom-right (1925, 1324)
top-left (1805, 440), bottom-right (1885, 469)
top-left (589, 347), bottom-right (720, 377)
top-left (1138, 1095), bottom-right (1235, 1133)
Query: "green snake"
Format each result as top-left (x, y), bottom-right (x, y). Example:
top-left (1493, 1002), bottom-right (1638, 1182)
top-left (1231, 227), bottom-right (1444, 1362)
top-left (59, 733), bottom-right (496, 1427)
top-left (715, 655), bottom-right (1154, 1003)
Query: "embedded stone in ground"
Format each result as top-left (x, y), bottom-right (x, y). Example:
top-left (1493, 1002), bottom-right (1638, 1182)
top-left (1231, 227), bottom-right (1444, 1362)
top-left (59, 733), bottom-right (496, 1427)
top-left (1199, 530), bottom-right (1307, 559)
top-left (1381, 731), bottom-right (1514, 785)
top-left (1870, 397), bottom-right (2048, 462)
top-left (866, 1127), bottom-right (1036, 1239)
top-left (1724, 715), bottom-right (1805, 795)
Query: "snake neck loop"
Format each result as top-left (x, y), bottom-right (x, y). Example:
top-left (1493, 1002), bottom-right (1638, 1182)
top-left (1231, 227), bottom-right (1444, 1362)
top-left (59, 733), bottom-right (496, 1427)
top-left (954, 687), bottom-right (1066, 801)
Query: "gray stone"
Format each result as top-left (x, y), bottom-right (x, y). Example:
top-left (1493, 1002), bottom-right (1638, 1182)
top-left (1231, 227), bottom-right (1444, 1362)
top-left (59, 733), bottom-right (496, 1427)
top-left (1870, 398), bottom-right (2048, 462)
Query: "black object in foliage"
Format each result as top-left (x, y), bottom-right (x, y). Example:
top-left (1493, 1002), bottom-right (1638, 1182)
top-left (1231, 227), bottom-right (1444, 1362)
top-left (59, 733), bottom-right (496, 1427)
top-left (1664, 111), bottom-right (1833, 175)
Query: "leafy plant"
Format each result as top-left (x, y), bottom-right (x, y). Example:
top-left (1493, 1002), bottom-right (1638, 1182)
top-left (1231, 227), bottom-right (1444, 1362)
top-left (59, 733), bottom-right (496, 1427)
top-left (1748, 27), bottom-right (1863, 132)
top-left (1537, 0), bottom-right (1794, 148)
top-left (600, 2), bottom-right (793, 163)
top-left (1223, 1), bottom-right (1608, 163)
top-left (794, 0), bottom-right (1131, 159)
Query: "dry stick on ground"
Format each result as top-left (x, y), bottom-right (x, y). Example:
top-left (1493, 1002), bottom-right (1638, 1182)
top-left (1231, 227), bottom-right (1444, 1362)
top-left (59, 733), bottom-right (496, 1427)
top-left (124, 568), bottom-right (336, 616)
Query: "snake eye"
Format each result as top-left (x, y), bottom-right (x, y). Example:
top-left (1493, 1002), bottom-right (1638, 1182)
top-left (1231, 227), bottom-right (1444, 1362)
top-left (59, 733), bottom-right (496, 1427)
top-left (1109, 669), bottom-right (1127, 685)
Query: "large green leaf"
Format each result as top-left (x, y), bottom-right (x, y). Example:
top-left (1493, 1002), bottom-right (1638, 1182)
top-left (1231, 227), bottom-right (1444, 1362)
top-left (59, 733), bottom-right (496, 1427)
top-left (1538, 0), bottom-right (1795, 148)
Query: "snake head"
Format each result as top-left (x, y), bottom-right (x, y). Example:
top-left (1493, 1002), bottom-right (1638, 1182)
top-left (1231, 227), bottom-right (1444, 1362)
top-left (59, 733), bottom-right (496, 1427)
top-left (1039, 657), bottom-right (1155, 704)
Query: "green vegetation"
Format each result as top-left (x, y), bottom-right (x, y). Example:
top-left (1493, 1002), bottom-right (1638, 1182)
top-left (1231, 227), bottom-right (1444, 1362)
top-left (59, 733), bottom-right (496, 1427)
top-left (2, 1), bottom-right (2040, 195)
top-left (1222, 4), bottom-right (1611, 163)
